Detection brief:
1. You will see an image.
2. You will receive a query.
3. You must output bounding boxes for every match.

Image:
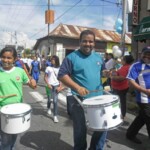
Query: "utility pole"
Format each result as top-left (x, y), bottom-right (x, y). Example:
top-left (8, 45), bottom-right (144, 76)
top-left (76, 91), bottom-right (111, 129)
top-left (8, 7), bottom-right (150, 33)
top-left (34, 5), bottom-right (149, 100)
top-left (48, 0), bottom-right (50, 55)
top-left (11, 32), bottom-right (12, 44)
top-left (45, 0), bottom-right (54, 55)
top-left (120, 0), bottom-right (127, 55)
top-left (15, 31), bottom-right (18, 50)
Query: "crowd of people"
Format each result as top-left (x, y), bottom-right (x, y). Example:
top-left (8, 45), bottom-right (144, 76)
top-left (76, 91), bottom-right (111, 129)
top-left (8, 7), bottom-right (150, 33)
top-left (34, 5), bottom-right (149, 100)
top-left (0, 30), bottom-right (150, 150)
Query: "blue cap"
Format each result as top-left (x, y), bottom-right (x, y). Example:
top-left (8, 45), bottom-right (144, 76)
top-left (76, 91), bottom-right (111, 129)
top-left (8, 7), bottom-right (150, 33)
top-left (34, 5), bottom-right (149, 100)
top-left (142, 46), bottom-right (150, 53)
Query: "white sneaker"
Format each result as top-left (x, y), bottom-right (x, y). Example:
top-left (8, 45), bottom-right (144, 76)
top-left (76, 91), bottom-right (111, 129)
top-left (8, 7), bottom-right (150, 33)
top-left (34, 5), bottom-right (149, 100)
top-left (47, 109), bottom-right (52, 115)
top-left (54, 116), bottom-right (59, 123)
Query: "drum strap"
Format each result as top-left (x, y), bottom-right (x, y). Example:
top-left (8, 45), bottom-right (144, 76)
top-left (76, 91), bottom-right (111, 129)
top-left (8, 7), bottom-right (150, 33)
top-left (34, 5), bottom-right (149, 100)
top-left (73, 95), bottom-right (84, 109)
top-left (75, 95), bottom-right (84, 102)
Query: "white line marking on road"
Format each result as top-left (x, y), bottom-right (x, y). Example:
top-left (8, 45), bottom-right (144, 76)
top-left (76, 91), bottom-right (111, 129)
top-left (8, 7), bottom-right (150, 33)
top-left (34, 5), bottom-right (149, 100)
top-left (30, 91), bottom-right (48, 108)
top-left (30, 91), bottom-right (44, 102)
top-left (29, 91), bottom-right (67, 110)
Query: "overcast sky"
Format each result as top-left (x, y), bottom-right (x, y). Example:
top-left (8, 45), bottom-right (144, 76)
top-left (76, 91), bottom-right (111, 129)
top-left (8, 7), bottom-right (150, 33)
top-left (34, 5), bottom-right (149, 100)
top-left (0, 0), bottom-right (123, 49)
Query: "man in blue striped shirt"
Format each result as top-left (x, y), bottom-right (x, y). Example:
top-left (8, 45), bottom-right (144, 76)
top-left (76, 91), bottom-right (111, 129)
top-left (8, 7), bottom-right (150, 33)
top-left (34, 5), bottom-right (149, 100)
top-left (126, 46), bottom-right (150, 144)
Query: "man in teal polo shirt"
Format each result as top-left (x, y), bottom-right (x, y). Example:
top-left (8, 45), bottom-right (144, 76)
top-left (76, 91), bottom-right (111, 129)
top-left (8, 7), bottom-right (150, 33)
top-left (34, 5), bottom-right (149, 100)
top-left (58, 30), bottom-right (107, 150)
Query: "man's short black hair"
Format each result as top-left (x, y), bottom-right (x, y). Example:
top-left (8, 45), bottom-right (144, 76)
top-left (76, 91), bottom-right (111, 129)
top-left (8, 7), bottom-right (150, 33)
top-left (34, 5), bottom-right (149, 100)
top-left (79, 30), bottom-right (95, 42)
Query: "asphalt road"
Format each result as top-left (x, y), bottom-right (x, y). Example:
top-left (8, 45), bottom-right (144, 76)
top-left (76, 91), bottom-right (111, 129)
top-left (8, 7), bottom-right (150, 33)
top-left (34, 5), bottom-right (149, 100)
top-left (12, 74), bottom-right (149, 150)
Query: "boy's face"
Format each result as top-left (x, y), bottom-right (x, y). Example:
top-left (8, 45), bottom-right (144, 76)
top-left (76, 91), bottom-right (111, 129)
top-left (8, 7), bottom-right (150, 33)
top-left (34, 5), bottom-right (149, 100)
top-left (1, 51), bottom-right (15, 70)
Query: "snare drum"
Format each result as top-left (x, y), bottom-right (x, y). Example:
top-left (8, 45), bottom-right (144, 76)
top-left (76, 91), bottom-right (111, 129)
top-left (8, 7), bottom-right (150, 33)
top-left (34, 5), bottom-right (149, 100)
top-left (0, 103), bottom-right (32, 134)
top-left (82, 95), bottom-right (123, 131)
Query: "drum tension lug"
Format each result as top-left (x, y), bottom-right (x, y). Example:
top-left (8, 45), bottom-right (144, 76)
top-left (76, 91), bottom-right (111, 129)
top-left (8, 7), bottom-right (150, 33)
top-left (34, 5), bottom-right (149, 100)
top-left (100, 108), bottom-right (106, 116)
top-left (112, 113), bottom-right (117, 119)
top-left (22, 116), bottom-right (25, 123)
top-left (104, 120), bottom-right (107, 127)
top-left (102, 108), bottom-right (106, 114)
top-left (5, 115), bottom-right (9, 123)
top-left (86, 120), bottom-right (89, 126)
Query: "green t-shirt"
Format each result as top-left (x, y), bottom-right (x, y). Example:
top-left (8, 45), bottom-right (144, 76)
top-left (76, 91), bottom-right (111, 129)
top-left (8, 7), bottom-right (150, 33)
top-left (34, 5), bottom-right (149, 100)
top-left (0, 67), bottom-right (29, 107)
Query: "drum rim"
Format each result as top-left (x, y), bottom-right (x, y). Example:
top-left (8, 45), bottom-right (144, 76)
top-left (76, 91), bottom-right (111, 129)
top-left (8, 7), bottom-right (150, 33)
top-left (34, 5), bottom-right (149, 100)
top-left (1, 109), bottom-right (32, 118)
top-left (83, 100), bottom-right (119, 108)
top-left (83, 95), bottom-right (119, 101)
top-left (87, 121), bottom-right (123, 131)
top-left (83, 95), bottom-right (119, 106)
top-left (0, 103), bottom-right (32, 116)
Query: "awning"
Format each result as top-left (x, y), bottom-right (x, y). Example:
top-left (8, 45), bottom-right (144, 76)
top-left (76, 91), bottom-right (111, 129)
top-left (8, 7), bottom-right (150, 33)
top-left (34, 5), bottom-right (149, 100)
top-left (134, 16), bottom-right (150, 41)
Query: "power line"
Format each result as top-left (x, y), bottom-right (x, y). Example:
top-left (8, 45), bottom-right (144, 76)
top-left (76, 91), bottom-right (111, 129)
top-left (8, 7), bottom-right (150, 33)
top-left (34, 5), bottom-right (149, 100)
top-left (10, 0), bottom-right (26, 31)
top-left (1, 0), bottom-right (122, 44)
top-left (4, 0), bottom-right (15, 31)
top-left (0, 3), bottom-right (116, 7)
top-left (14, 0), bottom-right (43, 33)
top-left (54, 0), bottom-right (82, 22)
top-left (98, 0), bottom-right (122, 6)
top-left (25, 0), bottom-right (119, 39)
top-left (64, 0), bottom-right (96, 24)
top-left (28, 0), bottom-right (82, 39)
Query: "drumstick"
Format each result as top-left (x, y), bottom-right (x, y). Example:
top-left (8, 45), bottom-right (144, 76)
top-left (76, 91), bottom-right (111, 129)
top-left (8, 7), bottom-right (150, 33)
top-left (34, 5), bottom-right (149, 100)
top-left (89, 89), bottom-right (103, 93)
top-left (0, 94), bottom-right (17, 98)
top-left (89, 89), bottom-right (112, 95)
top-left (103, 90), bottom-right (112, 95)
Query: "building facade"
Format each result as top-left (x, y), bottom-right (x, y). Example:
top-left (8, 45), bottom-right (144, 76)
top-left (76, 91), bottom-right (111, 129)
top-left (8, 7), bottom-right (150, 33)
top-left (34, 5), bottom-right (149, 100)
top-left (131, 0), bottom-right (150, 59)
top-left (33, 24), bottom-right (131, 63)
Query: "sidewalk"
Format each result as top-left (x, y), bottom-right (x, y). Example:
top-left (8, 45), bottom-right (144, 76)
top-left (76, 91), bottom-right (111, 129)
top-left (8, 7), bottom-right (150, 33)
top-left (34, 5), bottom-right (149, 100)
top-left (58, 90), bottom-right (150, 150)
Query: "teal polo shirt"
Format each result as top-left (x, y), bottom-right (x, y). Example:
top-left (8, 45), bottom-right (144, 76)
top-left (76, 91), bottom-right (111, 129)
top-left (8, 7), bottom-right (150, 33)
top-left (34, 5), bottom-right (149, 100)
top-left (58, 50), bottom-right (104, 98)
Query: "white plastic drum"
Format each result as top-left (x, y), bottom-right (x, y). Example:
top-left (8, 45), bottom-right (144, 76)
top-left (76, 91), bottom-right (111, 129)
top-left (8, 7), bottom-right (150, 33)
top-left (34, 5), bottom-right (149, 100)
top-left (0, 103), bottom-right (32, 134)
top-left (82, 95), bottom-right (123, 131)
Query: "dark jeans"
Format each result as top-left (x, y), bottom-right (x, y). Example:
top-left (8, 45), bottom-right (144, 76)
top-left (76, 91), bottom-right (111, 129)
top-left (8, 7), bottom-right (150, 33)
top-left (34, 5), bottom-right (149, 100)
top-left (126, 103), bottom-right (150, 138)
top-left (66, 95), bottom-right (75, 117)
top-left (113, 88), bottom-right (129, 118)
top-left (69, 96), bottom-right (107, 150)
top-left (0, 119), bottom-right (17, 150)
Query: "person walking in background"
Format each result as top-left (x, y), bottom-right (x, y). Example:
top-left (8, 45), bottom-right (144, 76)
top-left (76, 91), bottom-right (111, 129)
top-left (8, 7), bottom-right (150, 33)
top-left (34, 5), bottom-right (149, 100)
top-left (104, 53), bottom-right (116, 89)
top-left (44, 55), bottom-right (62, 123)
top-left (110, 55), bottom-right (134, 121)
top-left (58, 30), bottom-right (107, 150)
top-left (27, 56), bottom-right (33, 71)
top-left (21, 57), bottom-right (30, 72)
top-left (15, 54), bottom-right (30, 79)
top-left (15, 54), bottom-right (24, 69)
top-left (102, 52), bottom-right (109, 88)
top-left (36, 54), bottom-right (41, 69)
top-left (41, 55), bottom-right (46, 71)
top-left (104, 52), bottom-right (109, 63)
top-left (0, 47), bottom-right (36, 150)
top-left (126, 46), bottom-right (150, 144)
top-left (105, 53), bottom-right (116, 70)
top-left (30, 56), bottom-right (40, 83)
top-left (114, 58), bottom-right (122, 70)
top-left (45, 56), bottom-right (52, 67)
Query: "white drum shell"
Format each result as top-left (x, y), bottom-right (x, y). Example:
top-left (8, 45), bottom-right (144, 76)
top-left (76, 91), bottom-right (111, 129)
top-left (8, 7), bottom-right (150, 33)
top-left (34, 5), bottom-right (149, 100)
top-left (83, 95), bottom-right (123, 131)
top-left (0, 103), bottom-right (32, 134)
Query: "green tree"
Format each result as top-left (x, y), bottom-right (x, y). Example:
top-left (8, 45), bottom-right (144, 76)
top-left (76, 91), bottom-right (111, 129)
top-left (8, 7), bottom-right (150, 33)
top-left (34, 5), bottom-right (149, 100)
top-left (24, 48), bottom-right (31, 57)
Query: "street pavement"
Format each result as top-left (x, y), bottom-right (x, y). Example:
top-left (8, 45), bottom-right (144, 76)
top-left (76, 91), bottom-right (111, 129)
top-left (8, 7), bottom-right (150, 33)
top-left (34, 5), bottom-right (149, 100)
top-left (13, 74), bottom-right (150, 150)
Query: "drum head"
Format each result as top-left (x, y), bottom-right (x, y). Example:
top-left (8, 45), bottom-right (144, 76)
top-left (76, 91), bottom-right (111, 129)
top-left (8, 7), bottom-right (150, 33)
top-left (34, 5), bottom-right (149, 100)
top-left (1, 103), bottom-right (31, 115)
top-left (82, 95), bottom-right (118, 106)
